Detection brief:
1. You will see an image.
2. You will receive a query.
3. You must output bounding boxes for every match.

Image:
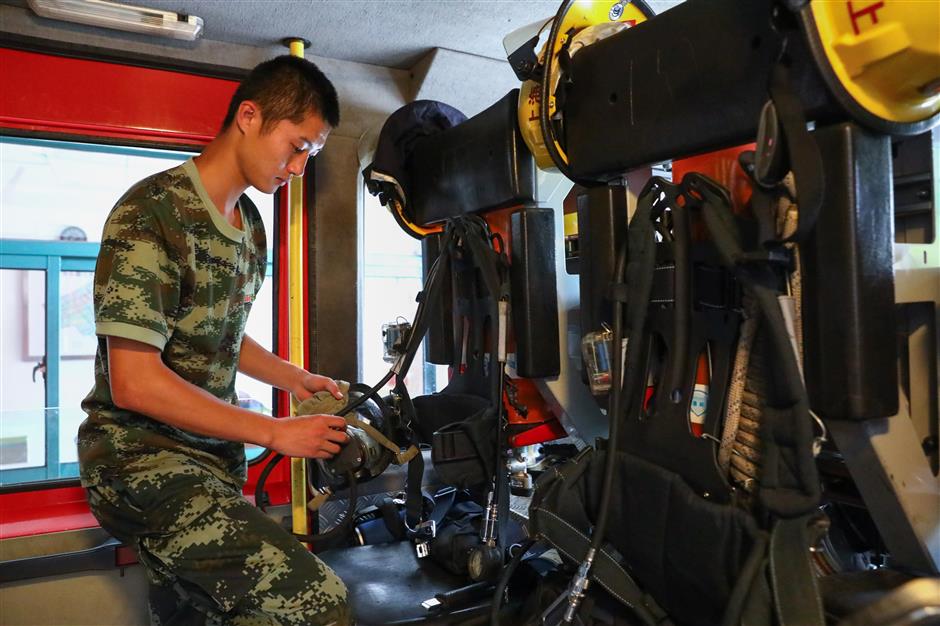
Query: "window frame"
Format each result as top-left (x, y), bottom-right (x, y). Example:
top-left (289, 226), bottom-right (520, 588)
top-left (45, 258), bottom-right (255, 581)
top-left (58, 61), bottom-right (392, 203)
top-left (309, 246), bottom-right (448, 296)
top-left (0, 43), bottom-right (293, 537)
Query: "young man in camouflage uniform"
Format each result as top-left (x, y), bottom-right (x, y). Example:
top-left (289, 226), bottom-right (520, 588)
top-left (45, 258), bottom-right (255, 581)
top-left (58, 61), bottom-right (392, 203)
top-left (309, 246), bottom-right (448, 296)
top-left (78, 56), bottom-right (352, 625)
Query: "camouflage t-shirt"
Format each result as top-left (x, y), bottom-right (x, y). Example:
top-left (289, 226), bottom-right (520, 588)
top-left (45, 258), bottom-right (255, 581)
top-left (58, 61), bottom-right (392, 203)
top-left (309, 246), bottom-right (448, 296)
top-left (78, 158), bottom-right (267, 486)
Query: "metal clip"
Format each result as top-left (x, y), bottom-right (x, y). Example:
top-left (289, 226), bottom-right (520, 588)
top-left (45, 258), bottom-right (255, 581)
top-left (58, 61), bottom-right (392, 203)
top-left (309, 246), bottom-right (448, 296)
top-left (307, 486), bottom-right (332, 512)
top-left (394, 444), bottom-right (420, 465)
top-left (413, 519), bottom-right (436, 540)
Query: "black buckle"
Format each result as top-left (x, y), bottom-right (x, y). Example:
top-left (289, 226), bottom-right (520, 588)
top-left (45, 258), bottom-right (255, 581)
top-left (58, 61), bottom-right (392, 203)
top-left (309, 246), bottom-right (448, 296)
top-left (738, 246), bottom-right (793, 269)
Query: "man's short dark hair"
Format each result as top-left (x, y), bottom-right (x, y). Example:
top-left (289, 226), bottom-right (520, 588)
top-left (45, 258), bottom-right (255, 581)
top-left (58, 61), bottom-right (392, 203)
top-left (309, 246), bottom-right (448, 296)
top-left (222, 56), bottom-right (340, 132)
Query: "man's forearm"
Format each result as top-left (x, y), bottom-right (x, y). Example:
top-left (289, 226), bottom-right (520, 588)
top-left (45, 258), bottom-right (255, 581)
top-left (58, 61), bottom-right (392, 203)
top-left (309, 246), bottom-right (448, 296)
top-left (237, 334), bottom-right (304, 394)
top-left (108, 333), bottom-right (348, 458)
top-left (109, 339), bottom-right (276, 447)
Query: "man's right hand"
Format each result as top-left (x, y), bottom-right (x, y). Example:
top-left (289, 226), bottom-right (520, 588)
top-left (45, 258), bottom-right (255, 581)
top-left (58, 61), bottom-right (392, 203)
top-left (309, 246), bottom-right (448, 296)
top-left (106, 336), bottom-right (351, 458)
top-left (268, 414), bottom-right (349, 459)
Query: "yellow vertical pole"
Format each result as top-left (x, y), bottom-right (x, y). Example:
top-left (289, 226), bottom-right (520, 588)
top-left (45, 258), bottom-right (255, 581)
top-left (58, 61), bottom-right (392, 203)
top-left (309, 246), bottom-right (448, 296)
top-left (285, 36), bottom-right (310, 540)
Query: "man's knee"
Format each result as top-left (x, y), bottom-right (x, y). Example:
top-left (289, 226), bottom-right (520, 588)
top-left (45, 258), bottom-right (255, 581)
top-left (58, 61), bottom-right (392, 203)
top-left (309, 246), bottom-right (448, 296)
top-left (87, 461), bottom-right (351, 625)
top-left (243, 544), bottom-right (350, 625)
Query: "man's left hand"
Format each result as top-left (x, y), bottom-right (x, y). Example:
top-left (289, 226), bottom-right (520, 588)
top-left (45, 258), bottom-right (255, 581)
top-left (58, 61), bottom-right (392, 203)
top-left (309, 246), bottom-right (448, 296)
top-left (293, 372), bottom-right (344, 402)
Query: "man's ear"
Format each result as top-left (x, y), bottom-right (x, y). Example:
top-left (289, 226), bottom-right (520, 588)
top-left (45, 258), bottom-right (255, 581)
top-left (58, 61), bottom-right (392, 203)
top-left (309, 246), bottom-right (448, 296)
top-left (234, 100), bottom-right (261, 135)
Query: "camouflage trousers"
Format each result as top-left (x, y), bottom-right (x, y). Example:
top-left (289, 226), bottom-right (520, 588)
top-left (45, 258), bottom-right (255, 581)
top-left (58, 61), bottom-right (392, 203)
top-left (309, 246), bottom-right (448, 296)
top-left (83, 450), bottom-right (351, 626)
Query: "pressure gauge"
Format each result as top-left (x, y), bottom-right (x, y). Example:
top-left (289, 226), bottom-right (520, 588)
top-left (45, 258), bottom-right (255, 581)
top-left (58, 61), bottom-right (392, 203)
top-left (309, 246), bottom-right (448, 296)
top-left (468, 544), bottom-right (502, 582)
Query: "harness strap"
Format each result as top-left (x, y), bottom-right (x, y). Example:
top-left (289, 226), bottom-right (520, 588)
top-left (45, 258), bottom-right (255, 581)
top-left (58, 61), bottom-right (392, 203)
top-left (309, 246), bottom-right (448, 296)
top-left (750, 60), bottom-right (825, 245)
top-left (649, 263), bottom-right (742, 311)
top-left (770, 515), bottom-right (825, 626)
top-left (341, 410), bottom-right (419, 465)
top-left (685, 172), bottom-right (820, 517)
top-left (531, 505), bottom-right (667, 626)
top-left (393, 217), bottom-right (511, 539)
top-left (404, 436), bottom-right (424, 530)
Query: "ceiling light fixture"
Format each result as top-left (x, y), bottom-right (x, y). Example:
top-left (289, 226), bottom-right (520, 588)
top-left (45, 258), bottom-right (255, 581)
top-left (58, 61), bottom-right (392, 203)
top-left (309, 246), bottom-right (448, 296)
top-left (27, 0), bottom-right (204, 41)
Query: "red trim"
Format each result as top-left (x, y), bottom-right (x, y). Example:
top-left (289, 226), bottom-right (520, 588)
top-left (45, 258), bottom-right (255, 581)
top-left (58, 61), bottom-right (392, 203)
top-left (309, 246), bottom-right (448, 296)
top-left (0, 463), bottom-right (293, 539)
top-left (503, 379), bottom-right (555, 426)
top-left (276, 190), bottom-right (292, 417)
top-left (115, 544), bottom-right (139, 567)
top-left (0, 487), bottom-right (97, 539)
top-left (259, 190), bottom-right (294, 513)
top-left (0, 115), bottom-right (213, 145)
top-left (0, 48), bottom-right (234, 143)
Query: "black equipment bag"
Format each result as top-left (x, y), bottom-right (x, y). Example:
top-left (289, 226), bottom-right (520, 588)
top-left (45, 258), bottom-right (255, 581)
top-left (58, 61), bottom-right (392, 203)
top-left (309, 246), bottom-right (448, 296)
top-left (428, 408), bottom-right (497, 490)
top-left (530, 447), bottom-right (762, 626)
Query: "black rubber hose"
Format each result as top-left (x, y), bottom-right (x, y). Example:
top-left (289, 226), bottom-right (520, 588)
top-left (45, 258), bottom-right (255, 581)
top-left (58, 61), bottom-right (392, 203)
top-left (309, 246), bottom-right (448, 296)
top-left (256, 224), bottom-right (452, 472)
top-left (592, 241), bottom-right (628, 551)
top-left (251, 446), bottom-right (274, 465)
top-left (343, 230), bottom-right (448, 415)
top-left (293, 471), bottom-right (359, 550)
top-left (490, 538), bottom-right (537, 626)
top-left (254, 452), bottom-right (285, 511)
top-left (394, 228), bottom-right (452, 379)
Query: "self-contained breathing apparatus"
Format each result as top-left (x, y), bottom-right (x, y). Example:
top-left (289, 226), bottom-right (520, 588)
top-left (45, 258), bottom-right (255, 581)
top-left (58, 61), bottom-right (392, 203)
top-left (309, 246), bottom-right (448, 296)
top-left (254, 212), bottom-right (525, 578)
top-left (493, 0), bottom-right (939, 624)
top-left (254, 0), bottom-right (939, 622)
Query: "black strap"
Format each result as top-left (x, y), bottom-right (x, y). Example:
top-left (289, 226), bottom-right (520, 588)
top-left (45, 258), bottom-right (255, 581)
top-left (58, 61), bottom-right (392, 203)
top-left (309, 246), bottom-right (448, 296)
top-left (378, 499), bottom-right (407, 541)
top-left (404, 435), bottom-right (425, 529)
top-left (666, 199), bottom-right (692, 401)
top-left (770, 515), bottom-right (825, 626)
top-left (649, 263), bottom-right (741, 312)
top-left (385, 228), bottom-right (454, 531)
top-left (428, 486), bottom-right (457, 528)
top-left (766, 60), bottom-right (825, 243)
top-left (396, 229), bottom-right (455, 379)
top-left (720, 531), bottom-right (770, 626)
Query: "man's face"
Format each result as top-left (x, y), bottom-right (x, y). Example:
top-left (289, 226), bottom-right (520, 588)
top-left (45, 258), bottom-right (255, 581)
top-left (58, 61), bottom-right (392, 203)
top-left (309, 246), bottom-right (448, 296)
top-left (237, 103), bottom-right (331, 194)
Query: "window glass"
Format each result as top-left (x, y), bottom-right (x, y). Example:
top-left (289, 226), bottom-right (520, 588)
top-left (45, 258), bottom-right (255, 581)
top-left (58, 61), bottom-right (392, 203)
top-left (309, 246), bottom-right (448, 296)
top-left (0, 137), bottom-right (277, 248)
top-left (360, 188), bottom-right (449, 397)
top-left (0, 138), bottom-right (277, 484)
top-left (0, 269), bottom-right (46, 472)
top-left (236, 185), bottom-right (277, 420)
top-left (237, 186), bottom-right (276, 463)
top-left (1, 137), bottom-right (189, 242)
top-left (58, 270), bottom-right (96, 467)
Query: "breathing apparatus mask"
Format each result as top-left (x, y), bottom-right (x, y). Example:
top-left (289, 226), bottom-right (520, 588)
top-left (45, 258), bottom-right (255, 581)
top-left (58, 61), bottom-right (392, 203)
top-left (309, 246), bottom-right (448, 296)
top-left (297, 382), bottom-right (419, 487)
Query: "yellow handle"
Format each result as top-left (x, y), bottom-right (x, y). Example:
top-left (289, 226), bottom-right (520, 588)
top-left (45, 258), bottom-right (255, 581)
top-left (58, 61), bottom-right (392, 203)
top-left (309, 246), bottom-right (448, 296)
top-left (285, 37), bottom-right (310, 540)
